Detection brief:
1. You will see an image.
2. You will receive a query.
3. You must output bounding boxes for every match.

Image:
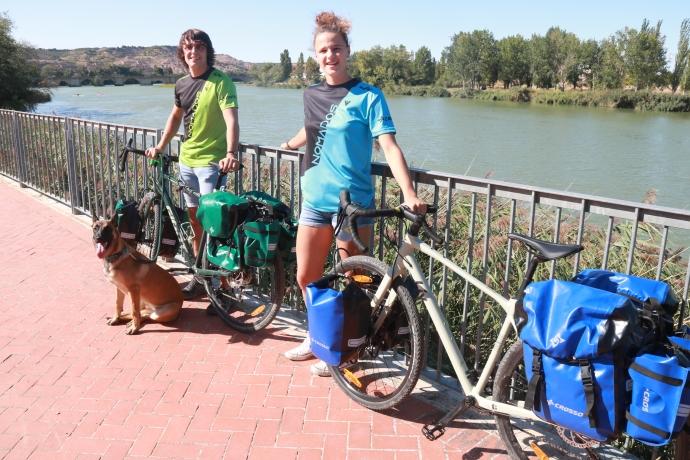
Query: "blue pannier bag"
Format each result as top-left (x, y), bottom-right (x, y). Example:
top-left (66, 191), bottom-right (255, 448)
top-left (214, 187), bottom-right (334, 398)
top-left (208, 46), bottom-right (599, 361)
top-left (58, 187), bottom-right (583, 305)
top-left (625, 336), bottom-right (690, 446)
top-left (519, 279), bottom-right (637, 441)
top-left (573, 269), bottom-right (679, 316)
top-left (306, 274), bottom-right (371, 366)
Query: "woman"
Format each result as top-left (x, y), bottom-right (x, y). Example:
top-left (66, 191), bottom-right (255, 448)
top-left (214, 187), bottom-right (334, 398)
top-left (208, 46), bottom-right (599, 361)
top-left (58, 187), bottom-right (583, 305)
top-left (282, 11), bottom-right (426, 376)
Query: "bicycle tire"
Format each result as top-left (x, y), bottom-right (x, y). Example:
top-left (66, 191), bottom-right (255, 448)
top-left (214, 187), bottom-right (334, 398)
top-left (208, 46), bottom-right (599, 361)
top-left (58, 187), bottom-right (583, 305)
top-left (136, 192), bottom-right (161, 262)
top-left (493, 341), bottom-right (637, 459)
top-left (202, 245), bottom-right (285, 333)
top-left (329, 255), bottom-right (424, 411)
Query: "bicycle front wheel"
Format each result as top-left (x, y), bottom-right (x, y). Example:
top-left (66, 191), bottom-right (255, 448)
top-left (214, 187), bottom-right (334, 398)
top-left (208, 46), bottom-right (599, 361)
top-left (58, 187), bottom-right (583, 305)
top-left (329, 255), bottom-right (424, 411)
top-left (493, 341), bottom-right (637, 459)
top-left (136, 192), bottom-right (161, 262)
top-left (202, 250), bottom-right (286, 333)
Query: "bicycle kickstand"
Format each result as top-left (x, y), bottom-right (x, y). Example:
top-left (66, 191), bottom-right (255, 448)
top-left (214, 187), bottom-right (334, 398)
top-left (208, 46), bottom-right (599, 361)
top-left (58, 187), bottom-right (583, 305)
top-left (421, 396), bottom-right (474, 441)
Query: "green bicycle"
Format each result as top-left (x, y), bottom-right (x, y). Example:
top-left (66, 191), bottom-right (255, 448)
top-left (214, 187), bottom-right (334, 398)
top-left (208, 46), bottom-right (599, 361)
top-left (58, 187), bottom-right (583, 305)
top-left (118, 139), bottom-right (287, 333)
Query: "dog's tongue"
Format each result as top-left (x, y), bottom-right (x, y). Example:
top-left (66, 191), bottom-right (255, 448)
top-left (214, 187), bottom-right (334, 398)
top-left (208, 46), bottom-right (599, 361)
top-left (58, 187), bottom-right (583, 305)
top-left (96, 242), bottom-right (106, 258)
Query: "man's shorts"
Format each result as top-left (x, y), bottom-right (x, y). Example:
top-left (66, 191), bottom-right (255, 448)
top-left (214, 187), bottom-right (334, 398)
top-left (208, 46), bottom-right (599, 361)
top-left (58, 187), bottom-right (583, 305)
top-left (298, 203), bottom-right (374, 242)
top-left (178, 163), bottom-right (227, 208)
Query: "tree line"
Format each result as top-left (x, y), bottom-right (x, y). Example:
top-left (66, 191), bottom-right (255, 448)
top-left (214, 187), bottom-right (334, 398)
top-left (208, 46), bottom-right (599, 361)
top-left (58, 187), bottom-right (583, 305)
top-left (258, 18), bottom-right (690, 94)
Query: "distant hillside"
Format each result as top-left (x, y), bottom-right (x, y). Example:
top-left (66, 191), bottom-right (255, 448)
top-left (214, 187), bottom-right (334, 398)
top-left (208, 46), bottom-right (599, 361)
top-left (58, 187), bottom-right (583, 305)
top-left (31, 46), bottom-right (253, 87)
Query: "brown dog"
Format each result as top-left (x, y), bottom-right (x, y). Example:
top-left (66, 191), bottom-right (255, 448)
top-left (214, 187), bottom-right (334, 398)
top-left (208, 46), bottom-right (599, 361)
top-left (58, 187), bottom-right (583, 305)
top-left (92, 215), bottom-right (183, 334)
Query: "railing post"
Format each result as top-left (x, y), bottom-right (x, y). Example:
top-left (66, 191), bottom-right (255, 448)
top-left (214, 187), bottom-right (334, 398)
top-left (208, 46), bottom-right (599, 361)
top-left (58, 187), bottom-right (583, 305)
top-left (11, 111), bottom-right (27, 187)
top-left (64, 118), bottom-right (80, 214)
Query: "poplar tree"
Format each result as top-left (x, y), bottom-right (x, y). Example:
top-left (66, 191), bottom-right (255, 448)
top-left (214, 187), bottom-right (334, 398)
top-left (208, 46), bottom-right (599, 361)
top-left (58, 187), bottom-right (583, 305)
top-left (671, 19), bottom-right (689, 93)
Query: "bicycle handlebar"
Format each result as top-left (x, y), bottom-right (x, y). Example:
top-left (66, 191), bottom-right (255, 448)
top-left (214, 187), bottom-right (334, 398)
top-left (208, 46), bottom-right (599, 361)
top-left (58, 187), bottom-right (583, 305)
top-left (338, 189), bottom-right (442, 253)
top-left (119, 138), bottom-right (179, 172)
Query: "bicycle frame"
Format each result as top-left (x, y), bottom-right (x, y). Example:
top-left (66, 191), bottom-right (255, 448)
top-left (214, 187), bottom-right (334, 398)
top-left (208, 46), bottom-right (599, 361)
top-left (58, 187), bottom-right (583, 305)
top-left (373, 231), bottom-right (541, 422)
top-left (145, 158), bottom-right (219, 278)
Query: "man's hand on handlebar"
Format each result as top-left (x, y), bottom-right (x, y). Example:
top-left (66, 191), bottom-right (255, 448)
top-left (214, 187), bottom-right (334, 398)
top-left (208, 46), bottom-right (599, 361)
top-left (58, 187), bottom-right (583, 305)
top-left (218, 155), bottom-right (241, 173)
top-left (145, 146), bottom-right (160, 159)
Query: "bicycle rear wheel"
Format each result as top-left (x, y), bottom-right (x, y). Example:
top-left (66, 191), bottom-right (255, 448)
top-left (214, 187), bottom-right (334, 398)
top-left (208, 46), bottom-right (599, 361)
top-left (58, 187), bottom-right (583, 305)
top-left (329, 255), bottom-right (424, 411)
top-left (202, 249), bottom-right (285, 333)
top-left (493, 341), bottom-right (637, 459)
top-left (136, 192), bottom-right (161, 262)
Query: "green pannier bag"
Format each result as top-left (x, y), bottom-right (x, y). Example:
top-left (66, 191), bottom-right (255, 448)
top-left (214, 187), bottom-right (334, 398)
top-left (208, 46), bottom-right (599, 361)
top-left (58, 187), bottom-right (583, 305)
top-left (243, 219), bottom-right (281, 268)
top-left (278, 217), bottom-right (298, 265)
top-left (197, 191), bottom-right (250, 238)
top-left (206, 235), bottom-right (243, 271)
top-left (241, 190), bottom-right (292, 219)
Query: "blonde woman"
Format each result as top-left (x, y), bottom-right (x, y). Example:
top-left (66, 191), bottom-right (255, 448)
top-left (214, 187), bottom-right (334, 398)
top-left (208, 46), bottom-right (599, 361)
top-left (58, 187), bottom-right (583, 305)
top-left (282, 12), bottom-right (425, 376)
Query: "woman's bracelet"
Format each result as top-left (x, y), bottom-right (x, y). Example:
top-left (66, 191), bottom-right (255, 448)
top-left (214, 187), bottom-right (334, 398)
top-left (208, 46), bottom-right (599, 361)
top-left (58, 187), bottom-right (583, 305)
top-left (285, 141), bottom-right (294, 150)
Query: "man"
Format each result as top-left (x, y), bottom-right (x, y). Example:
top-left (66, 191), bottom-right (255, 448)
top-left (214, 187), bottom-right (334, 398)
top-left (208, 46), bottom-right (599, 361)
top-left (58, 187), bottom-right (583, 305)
top-left (146, 29), bottom-right (240, 299)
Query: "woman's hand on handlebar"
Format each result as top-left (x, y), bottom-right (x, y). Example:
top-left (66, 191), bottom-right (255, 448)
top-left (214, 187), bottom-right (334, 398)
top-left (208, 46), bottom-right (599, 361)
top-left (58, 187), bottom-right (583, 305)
top-left (145, 146), bottom-right (160, 159)
top-left (402, 195), bottom-right (427, 215)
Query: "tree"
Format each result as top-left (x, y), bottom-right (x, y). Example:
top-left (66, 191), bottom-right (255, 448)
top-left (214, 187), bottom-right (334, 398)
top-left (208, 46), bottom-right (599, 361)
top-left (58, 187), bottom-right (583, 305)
top-left (304, 56), bottom-right (321, 84)
top-left (593, 37), bottom-right (624, 89)
top-left (381, 45), bottom-right (412, 85)
top-left (279, 49), bottom-right (291, 82)
top-left (295, 52), bottom-right (305, 82)
top-left (350, 47), bottom-right (384, 86)
top-left (671, 19), bottom-right (689, 93)
top-left (497, 35), bottom-right (530, 88)
top-left (529, 34), bottom-right (553, 88)
top-left (0, 13), bottom-right (50, 110)
top-left (574, 39), bottom-right (600, 89)
top-left (444, 30), bottom-right (499, 89)
top-left (619, 19), bottom-right (667, 90)
top-left (411, 46), bottom-right (435, 85)
top-left (546, 27), bottom-right (580, 90)
top-left (251, 63), bottom-right (283, 86)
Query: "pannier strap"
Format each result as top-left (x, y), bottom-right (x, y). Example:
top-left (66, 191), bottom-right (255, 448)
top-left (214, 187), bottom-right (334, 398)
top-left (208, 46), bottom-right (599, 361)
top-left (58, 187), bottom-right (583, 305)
top-left (630, 362), bottom-right (684, 386)
top-left (579, 359), bottom-right (597, 428)
top-left (525, 349), bottom-right (543, 411)
top-left (626, 411), bottom-right (671, 440)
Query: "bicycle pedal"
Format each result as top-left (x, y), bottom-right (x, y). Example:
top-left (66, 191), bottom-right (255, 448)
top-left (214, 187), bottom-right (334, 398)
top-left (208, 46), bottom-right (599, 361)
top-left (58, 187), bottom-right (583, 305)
top-left (421, 424), bottom-right (445, 441)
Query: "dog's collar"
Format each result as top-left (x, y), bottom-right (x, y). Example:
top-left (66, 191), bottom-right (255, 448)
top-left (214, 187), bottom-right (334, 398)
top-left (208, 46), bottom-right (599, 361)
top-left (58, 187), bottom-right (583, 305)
top-left (105, 244), bottom-right (129, 265)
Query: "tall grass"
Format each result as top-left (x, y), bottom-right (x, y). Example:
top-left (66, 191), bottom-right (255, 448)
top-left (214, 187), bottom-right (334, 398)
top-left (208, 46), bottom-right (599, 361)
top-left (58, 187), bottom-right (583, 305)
top-left (455, 88), bottom-right (690, 112)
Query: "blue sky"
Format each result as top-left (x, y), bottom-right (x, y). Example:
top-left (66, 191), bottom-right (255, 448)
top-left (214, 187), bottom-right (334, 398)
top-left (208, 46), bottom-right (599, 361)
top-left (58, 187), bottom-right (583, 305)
top-left (5, 1), bottom-right (688, 64)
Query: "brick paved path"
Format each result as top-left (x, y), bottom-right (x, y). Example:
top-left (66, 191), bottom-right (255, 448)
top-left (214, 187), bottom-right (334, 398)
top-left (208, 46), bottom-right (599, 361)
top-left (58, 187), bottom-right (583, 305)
top-left (0, 179), bottom-right (507, 459)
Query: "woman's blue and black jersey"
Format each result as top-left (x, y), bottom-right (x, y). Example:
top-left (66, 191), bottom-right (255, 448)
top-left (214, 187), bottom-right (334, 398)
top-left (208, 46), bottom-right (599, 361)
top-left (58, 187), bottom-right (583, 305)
top-left (300, 79), bottom-right (396, 212)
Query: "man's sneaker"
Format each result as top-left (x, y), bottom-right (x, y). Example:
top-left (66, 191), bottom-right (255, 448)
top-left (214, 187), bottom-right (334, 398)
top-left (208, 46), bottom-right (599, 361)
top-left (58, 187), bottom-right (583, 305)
top-left (182, 277), bottom-right (206, 300)
top-left (284, 336), bottom-right (313, 361)
top-left (310, 360), bottom-right (331, 377)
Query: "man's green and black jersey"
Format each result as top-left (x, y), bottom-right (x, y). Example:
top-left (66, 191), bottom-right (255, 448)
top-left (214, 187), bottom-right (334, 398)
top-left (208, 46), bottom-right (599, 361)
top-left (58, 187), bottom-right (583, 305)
top-left (174, 67), bottom-right (238, 167)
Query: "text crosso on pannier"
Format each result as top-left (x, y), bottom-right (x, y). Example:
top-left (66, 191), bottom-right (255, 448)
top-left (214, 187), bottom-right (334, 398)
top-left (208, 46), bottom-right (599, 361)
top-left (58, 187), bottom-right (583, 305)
top-left (519, 279), bottom-right (637, 441)
top-left (626, 335), bottom-right (690, 446)
top-left (306, 274), bottom-right (371, 366)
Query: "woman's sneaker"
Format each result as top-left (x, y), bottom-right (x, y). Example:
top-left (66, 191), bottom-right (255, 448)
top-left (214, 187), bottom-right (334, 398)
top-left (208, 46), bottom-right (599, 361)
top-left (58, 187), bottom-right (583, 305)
top-left (310, 360), bottom-right (331, 377)
top-left (284, 336), bottom-right (313, 361)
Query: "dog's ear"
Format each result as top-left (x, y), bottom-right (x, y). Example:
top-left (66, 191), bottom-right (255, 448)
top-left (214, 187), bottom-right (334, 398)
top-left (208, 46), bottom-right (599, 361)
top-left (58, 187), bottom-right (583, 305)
top-left (91, 211), bottom-right (98, 223)
top-left (108, 213), bottom-right (118, 226)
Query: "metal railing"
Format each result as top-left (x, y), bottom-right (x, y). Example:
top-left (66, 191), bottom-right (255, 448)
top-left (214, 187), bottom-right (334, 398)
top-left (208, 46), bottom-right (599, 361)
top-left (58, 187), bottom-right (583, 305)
top-left (2, 109), bottom-right (689, 381)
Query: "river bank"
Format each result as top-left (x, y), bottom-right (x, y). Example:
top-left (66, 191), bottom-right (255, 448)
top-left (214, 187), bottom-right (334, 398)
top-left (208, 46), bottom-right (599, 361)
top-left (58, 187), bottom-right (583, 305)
top-left (262, 80), bottom-right (690, 112)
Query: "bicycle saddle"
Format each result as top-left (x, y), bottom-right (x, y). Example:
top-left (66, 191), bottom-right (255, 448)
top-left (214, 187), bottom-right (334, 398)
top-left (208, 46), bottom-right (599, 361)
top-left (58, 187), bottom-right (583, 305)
top-left (508, 233), bottom-right (584, 261)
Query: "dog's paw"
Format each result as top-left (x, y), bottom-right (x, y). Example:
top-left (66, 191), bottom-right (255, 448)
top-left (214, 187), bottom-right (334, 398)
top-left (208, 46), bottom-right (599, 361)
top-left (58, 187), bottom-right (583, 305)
top-left (125, 320), bottom-right (141, 335)
top-left (106, 316), bottom-right (125, 326)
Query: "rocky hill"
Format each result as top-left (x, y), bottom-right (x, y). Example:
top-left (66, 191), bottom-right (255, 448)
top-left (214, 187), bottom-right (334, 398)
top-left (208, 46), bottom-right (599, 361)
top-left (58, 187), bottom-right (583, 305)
top-left (31, 46), bottom-right (253, 87)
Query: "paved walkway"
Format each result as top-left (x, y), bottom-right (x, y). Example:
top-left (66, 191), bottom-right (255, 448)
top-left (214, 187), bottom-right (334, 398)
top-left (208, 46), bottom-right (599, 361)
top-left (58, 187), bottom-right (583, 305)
top-left (0, 178), bottom-right (507, 459)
